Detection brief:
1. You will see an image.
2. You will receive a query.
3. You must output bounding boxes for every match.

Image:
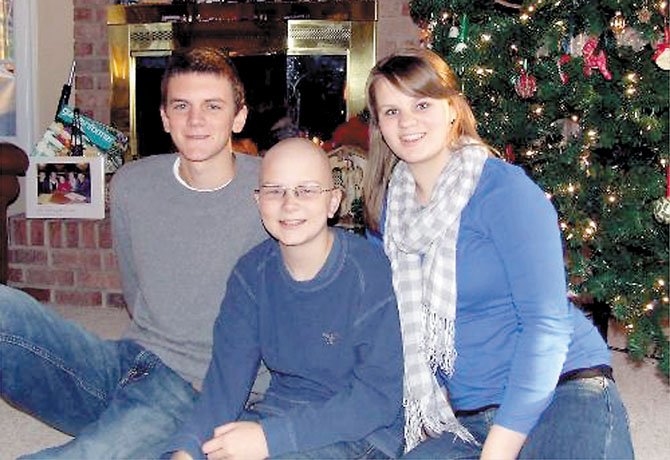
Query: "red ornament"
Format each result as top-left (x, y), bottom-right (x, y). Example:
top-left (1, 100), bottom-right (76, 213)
top-left (504, 144), bottom-right (516, 163)
top-left (582, 36), bottom-right (612, 80)
top-left (514, 69), bottom-right (537, 98)
top-left (652, 27), bottom-right (670, 70)
top-left (557, 54), bottom-right (572, 84)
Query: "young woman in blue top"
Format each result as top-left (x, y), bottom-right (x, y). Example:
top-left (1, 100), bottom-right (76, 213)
top-left (362, 48), bottom-right (634, 459)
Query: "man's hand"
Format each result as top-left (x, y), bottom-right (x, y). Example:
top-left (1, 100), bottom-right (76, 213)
top-left (202, 421), bottom-right (269, 460)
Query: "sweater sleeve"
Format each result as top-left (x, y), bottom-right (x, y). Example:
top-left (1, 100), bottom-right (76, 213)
top-left (483, 171), bottom-right (573, 434)
top-left (109, 171), bottom-right (140, 315)
top-left (259, 293), bottom-right (403, 457)
top-left (164, 268), bottom-right (262, 459)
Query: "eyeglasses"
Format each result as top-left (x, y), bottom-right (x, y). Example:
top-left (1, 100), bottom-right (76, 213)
top-left (255, 184), bottom-right (336, 201)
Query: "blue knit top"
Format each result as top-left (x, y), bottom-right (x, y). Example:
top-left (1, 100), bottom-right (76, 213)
top-left (372, 158), bottom-right (609, 435)
top-left (167, 228), bottom-right (404, 458)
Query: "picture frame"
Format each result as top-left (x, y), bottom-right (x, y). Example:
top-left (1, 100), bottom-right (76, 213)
top-left (25, 156), bottom-right (105, 219)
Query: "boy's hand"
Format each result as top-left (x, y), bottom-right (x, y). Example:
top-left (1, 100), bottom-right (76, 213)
top-left (171, 451), bottom-right (194, 460)
top-left (202, 421), bottom-right (269, 460)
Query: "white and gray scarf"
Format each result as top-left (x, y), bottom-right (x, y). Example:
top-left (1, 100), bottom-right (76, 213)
top-left (384, 143), bottom-right (488, 452)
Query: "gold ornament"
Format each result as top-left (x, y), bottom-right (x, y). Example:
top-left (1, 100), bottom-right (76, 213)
top-left (653, 197), bottom-right (670, 224)
top-left (638, 7), bottom-right (653, 23)
top-left (610, 11), bottom-right (627, 36)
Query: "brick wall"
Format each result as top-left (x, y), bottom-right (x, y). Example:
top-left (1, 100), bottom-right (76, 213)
top-left (73, 0), bottom-right (113, 124)
top-left (7, 214), bottom-right (125, 309)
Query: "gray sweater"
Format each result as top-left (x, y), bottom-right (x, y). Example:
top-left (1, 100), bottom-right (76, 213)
top-left (110, 153), bottom-right (268, 387)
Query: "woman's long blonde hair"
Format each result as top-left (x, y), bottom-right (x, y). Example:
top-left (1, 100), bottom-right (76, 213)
top-left (363, 48), bottom-right (486, 232)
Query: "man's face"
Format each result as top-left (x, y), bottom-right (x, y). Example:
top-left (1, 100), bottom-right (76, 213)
top-left (160, 72), bottom-right (247, 166)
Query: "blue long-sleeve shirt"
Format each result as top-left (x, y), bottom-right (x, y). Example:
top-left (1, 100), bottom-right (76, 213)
top-left (167, 228), bottom-right (404, 459)
top-left (372, 158), bottom-right (609, 435)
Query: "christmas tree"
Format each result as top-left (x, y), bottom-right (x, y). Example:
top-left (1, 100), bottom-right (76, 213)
top-left (409, 0), bottom-right (669, 375)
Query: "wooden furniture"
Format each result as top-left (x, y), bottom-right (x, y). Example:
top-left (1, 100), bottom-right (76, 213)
top-left (0, 143), bottom-right (28, 284)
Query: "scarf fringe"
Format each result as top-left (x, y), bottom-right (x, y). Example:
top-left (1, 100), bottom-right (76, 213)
top-left (424, 309), bottom-right (457, 374)
top-left (403, 395), bottom-right (479, 453)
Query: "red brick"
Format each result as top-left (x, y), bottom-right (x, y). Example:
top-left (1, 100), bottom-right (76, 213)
top-left (77, 90), bottom-right (110, 111)
top-left (74, 7), bottom-right (93, 21)
top-left (51, 249), bottom-right (102, 270)
top-left (74, 23), bottom-right (106, 42)
top-left (74, 58), bottom-right (108, 74)
top-left (7, 268), bottom-right (24, 283)
top-left (98, 221), bottom-right (113, 248)
top-left (10, 217), bottom-right (27, 245)
top-left (106, 292), bottom-right (127, 309)
top-left (49, 221), bottom-right (64, 248)
top-left (96, 41), bottom-right (109, 58)
top-left (74, 42), bottom-right (94, 58)
top-left (96, 8), bottom-right (109, 23)
top-left (96, 75), bottom-right (111, 91)
top-left (81, 221), bottom-right (97, 248)
top-left (29, 220), bottom-right (45, 246)
top-left (54, 290), bottom-right (102, 307)
top-left (76, 75), bottom-right (94, 90)
top-left (74, 0), bottom-right (108, 7)
top-left (102, 251), bottom-right (118, 271)
top-left (26, 268), bottom-right (75, 286)
top-left (77, 271), bottom-right (122, 290)
top-left (19, 287), bottom-right (52, 303)
top-left (9, 248), bottom-right (48, 265)
top-left (65, 221), bottom-right (80, 248)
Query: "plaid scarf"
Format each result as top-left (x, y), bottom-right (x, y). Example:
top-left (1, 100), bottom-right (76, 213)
top-left (384, 144), bottom-right (488, 452)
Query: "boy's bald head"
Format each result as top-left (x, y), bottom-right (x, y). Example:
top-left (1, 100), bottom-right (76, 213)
top-left (261, 138), bottom-right (334, 187)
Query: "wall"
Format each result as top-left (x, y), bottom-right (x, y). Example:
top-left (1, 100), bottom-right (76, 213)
top-left (37, 0), bottom-right (75, 137)
top-left (7, 214), bottom-right (124, 309)
top-left (8, 0), bottom-right (73, 217)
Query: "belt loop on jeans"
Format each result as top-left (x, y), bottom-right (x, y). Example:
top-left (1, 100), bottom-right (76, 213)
top-left (557, 365), bottom-right (614, 386)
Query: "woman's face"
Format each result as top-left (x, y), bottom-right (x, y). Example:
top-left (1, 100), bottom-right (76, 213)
top-left (373, 77), bottom-right (454, 174)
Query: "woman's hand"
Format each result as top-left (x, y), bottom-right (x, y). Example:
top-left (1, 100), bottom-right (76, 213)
top-left (480, 424), bottom-right (527, 460)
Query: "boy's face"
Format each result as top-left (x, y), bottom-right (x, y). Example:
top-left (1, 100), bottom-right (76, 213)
top-left (256, 138), bottom-right (341, 251)
top-left (160, 72), bottom-right (247, 166)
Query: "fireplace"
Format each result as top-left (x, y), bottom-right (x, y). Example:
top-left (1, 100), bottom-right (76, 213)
top-left (107, 1), bottom-right (377, 160)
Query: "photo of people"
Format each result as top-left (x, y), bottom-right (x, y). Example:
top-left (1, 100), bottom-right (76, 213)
top-left (36, 162), bottom-right (92, 205)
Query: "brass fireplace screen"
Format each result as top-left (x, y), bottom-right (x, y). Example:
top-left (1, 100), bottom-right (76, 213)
top-left (107, 1), bottom-right (377, 160)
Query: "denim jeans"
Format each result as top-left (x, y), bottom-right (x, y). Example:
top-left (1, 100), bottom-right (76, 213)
top-left (402, 376), bottom-right (634, 459)
top-left (0, 285), bottom-right (199, 459)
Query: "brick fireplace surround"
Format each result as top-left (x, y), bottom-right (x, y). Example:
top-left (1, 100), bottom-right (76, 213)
top-left (6, 0), bottom-right (417, 308)
top-left (7, 215), bottom-right (125, 309)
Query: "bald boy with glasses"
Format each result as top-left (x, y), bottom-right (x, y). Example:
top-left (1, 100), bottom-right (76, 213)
top-left (165, 138), bottom-right (404, 460)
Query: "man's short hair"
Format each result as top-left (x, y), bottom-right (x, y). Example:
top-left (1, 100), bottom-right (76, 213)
top-left (160, 47), bottom-right (246, 113)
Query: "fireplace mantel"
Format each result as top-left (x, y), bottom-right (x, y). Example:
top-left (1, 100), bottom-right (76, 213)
top-left (108, 0), bottom-right (378, 160)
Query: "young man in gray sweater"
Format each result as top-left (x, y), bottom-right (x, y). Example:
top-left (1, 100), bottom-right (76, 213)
top-left (0, 47), bottom-right (267, 459)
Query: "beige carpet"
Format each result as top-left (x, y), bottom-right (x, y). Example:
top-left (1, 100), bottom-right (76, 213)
top-left (1, 307), bottom-right (668, 460)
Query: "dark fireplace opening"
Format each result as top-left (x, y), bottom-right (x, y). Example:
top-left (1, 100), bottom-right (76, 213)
top-left (134, 53), bottom-right (347, 157)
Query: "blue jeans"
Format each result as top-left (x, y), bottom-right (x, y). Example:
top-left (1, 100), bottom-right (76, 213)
top-left (402, 376), bottom-right (634, 459)
top-left (0, 285), bottom-right (199, 459)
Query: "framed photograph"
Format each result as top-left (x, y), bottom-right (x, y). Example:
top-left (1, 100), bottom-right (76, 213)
top-left (26, 156), bottom-right (105, 219)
